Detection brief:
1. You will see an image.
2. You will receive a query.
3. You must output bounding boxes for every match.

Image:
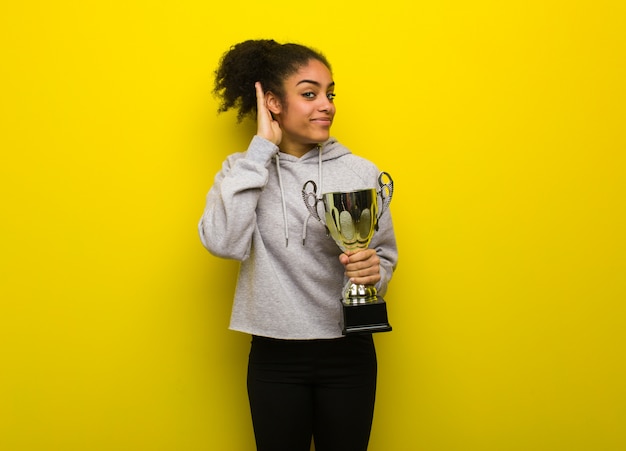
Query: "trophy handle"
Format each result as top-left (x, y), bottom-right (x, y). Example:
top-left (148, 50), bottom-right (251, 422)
top-left (377, 172), bottom-right (394, 222)
top-left (302, 180), bottom-right (321, 222)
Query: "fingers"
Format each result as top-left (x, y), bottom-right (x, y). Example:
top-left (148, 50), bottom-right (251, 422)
top-left (255, 82), bottom-right (270, 140)
top-left (255, 82), bottom-right (281, 145)
top-left (339, 249), bottom-right (381, 284)
top-left (349, 273), bottom-right (381, 286)
top-left (255, 81), bottom-right (266, 114)
top-left (342, 249), bottom-right (377, 265)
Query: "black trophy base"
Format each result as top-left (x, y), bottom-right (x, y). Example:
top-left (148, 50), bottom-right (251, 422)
top-left (340, 295), bottom-right (392, 335)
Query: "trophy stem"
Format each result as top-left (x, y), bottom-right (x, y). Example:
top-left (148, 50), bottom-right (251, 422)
top-left (344, 283), bottom-right (378, 304)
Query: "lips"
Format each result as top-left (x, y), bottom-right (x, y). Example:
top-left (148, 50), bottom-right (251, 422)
top-left (311, 117), bottom-right (333, 126)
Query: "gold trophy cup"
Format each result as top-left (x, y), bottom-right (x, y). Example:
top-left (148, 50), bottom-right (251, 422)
top-left (303, 172), bottom-right (394, 335)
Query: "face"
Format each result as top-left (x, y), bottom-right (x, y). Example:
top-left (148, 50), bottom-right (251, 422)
top-left (270, 59), bottom-right (336, 157)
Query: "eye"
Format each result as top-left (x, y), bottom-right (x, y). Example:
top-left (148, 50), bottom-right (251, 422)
top-left (327, 93), bottom-right (336, 101)
top-left (302, 92), bottom-right (316, 99)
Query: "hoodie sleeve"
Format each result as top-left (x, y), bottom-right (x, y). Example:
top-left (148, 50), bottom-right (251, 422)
top-left (371, 207), bottom-right (398, 298)
top-left (198, 135), bottom-right (278, 260)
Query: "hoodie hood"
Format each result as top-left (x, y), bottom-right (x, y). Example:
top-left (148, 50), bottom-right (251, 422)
top-left (274, 137), bottom-right (351, 164)
top-left (305, 137), bottom-right (351, 162)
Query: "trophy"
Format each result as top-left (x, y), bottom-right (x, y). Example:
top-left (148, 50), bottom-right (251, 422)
top-left (302, 172), bottom-right (394, 335)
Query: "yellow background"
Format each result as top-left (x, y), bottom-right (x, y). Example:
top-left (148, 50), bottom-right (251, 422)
top-left (2, 1), bottom-right (625, 450)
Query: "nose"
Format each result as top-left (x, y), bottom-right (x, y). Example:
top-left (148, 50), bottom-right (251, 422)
top-left (319, 97), bottom-right (334, 113)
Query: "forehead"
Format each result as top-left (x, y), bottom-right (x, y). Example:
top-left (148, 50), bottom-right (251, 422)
top-left (285, 59), bottom-right (334, 87)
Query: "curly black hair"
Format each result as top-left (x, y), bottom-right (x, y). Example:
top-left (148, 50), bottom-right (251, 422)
top-left (213, 39), bottom-right (332, 122)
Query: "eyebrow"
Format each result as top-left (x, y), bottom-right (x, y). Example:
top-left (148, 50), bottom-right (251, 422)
top-left (296, 79), bottom-right (336, 89)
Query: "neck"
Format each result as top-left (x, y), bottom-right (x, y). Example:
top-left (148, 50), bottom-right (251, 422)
top-left (279, 142), bottom-right (320, 158)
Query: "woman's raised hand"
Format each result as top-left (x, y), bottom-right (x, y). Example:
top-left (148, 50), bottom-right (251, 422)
top-left (255, 82), bottom-right (282, 146)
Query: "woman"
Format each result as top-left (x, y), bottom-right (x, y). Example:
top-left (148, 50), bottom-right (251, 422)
top-left (199, 39), bottom-right (398, 451)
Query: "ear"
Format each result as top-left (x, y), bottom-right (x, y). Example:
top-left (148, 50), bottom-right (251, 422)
top-left (265, 91), bottom-right (283, 115)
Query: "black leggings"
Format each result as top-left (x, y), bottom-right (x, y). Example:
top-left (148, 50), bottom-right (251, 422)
top-left (247, 334), bottom-right (377, 451)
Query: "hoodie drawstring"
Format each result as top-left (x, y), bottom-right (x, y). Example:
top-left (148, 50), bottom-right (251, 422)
top-left (275, 153), bottom-right (289, 247)
top-left (276, 145), bottom-right (324, 247)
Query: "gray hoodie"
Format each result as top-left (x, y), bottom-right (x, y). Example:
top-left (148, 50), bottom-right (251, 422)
top-left (199, 135), bottom-right (398, 339)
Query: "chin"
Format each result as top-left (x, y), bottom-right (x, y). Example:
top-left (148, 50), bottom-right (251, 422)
top-left (313, 132), bottom-right (331, 143)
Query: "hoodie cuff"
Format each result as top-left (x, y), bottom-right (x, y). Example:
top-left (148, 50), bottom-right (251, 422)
top-left (247, 135), bottom-right (279, 165)
top-left (375, 265), bottom-right (389, 297)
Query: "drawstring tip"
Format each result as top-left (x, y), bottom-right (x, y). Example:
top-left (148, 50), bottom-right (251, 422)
top-left (285, 238), bottom-right (289, 247)
top-left (302, 238), bottom-right (306, 246)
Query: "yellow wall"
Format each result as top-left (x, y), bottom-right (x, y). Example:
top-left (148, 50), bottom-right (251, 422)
top-left (2, 1), bottom-right (625, 450)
